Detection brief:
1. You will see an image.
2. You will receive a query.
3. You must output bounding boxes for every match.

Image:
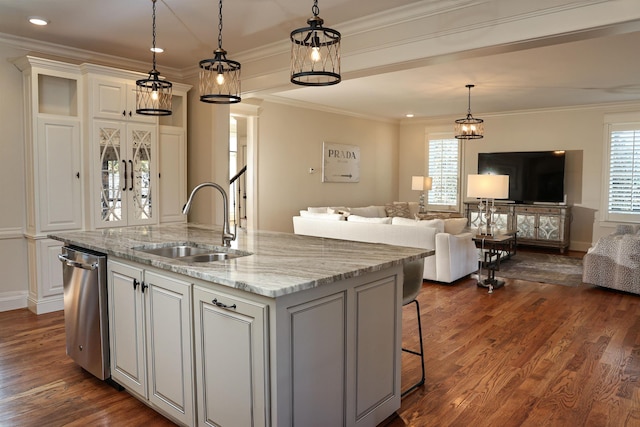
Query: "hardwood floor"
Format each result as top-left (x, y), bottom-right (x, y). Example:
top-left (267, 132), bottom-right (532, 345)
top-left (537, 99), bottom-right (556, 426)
top-left (2, 251), bottom-right (639, 426)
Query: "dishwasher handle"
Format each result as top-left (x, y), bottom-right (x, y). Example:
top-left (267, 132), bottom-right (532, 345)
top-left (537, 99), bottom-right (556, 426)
top-left (58, 254), bottom-right (99, 271)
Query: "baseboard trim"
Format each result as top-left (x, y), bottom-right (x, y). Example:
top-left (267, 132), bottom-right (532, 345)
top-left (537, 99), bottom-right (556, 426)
top-left (27, 295), bottom-right (64, 315)
top-left (570, 241), bottom-right (592, 253)
top-left (0, 291), bottom-right (28, 312)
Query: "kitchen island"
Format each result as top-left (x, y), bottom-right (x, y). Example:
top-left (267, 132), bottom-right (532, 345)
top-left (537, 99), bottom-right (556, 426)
top-left (50, 223), bottom-right (432, 427)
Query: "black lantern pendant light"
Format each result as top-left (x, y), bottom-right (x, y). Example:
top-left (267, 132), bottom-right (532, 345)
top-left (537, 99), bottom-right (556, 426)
top-left (136, 0), bottom-right (172, 116)
top-left (454, 84), bottom-right (484, 140)
top-left (199, 0), bottom-right (241, 104)
top-left (290, 0), bottom-right (341, 86)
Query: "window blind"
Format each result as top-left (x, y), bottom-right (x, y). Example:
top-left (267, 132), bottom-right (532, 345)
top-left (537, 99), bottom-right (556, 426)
top-left (427, 138), bottom-right (459, 207)
top-left (609, 129), bottom-right (640, 214)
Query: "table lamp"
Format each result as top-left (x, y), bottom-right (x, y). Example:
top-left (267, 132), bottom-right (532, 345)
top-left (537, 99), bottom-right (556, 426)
top-left (466, 174), bottom-right (509, 235)
top-left (412, 176), bottom-right (432, 213)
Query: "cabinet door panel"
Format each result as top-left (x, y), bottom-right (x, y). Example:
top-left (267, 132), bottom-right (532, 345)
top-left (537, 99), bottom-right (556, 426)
top-left (288, 292), bottom-right (346, 427)
top-left (194, 286), bottom-right (268, 427)
top-left (93, 78), bottom-right (127, 119)
top-left (95, 120), bottom-right (125, 227)
top-left (355, 278), bottom-right (399, 421)
top-left (107, 260), bottom-right (146, 397)
top-left (145, 271), bottom-right (194, 425)
top-left (537, 215), bottom-right (561, 241)
top-left (159, 127), bottom-right (186, 223)
top-left (516, 213), bottom-right (536, 239)
top-left (127, 124), bottom-right (156, 225)
top-left (37, 118), bottom-right (82, 231)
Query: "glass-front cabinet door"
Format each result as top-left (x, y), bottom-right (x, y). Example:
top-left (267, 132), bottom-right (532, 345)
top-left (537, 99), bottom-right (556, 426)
top-left (128, 126), bottom-right (154, 225)
top-left (95, 120), bottom-right (157, 228)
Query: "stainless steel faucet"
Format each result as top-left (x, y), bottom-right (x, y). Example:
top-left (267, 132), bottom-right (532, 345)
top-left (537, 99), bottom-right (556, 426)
top-left (182, 182), bottom-right (236, 247)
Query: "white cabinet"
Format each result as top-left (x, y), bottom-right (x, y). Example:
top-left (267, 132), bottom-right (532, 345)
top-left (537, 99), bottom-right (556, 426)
top-left (84, 66), bottom-right (191, 229)
top-left (91, 77), bottom-right (156, 124)
top-left (193, 285), bottom-right (269, 427)
top-left (92, 120), bottom-right (158, 228)
top-left (107, 259), bottom-right (195, 426)
top-left (159, 126), bottom-right (187, 223)
top-left (13, 56), bottom-right (84, 314)
top-left (276, 273), bottom-right (401, 427)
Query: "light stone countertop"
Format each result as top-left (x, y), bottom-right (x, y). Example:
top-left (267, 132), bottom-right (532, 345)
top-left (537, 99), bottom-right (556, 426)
top-left (49, 223), bottom-right (433, 298)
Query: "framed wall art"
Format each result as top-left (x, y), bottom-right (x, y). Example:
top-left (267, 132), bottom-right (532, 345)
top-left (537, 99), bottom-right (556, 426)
top-left (322, 142), bottom-right (360, 183)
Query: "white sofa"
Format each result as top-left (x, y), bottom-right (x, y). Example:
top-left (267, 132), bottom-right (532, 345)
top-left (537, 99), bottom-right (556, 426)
top-left (292, 204), bottom-right (479, 283)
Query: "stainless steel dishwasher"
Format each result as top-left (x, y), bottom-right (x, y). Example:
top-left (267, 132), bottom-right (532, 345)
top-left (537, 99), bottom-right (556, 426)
top-left (58, 246), bottom-right (110, 380)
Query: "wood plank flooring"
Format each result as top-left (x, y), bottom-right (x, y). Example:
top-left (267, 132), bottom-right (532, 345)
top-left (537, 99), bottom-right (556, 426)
top-left (2, 250), bottom-right (640, 426)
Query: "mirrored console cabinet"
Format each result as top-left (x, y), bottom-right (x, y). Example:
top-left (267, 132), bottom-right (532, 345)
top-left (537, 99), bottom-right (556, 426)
top-left (464, 202), bottom-right (571, 253)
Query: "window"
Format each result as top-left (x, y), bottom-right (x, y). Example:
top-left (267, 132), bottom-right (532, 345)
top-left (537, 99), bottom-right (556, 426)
top-left (606, 123), bottom-right (640, 222)
top-left (427, 137), bottom-right (460, 210)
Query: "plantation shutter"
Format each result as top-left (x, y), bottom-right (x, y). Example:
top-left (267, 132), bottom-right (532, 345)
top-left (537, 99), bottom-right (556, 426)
top-left (608, 127), bottom-right (640, 215)
top-left (427, 138), bottom-right (460, 208)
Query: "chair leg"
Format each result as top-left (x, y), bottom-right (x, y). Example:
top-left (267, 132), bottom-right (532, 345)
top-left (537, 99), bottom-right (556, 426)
top-left (401, 298), bottom-right (425, 397)
top-left (400, 299), bottom-right (425, 396)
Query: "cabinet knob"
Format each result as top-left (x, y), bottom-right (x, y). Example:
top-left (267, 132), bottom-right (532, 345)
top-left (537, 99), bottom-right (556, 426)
top-left (76, 172), bottom-right (80, 179)
top-left (122, 110), bottom-right (126, 117)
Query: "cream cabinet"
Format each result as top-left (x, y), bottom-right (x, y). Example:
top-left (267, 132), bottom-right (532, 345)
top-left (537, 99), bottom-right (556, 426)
top-left (90, 77), bottom-right (156, 124)
top-left (13, 56), bottom-right (84, 314)
top-left (107, 259), bottom-right (195, 426)
top-left (84, 65), bottom-right (191, 229)
top-left (193, 285), bottom-right (269, 427)
top-left (158, 92), bottom-right (188, 223)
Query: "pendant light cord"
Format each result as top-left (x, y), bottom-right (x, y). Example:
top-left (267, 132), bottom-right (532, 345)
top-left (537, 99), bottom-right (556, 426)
top-left (218, 0), bottom-right (223, 49)
top-left (151, 0), bottom-right (157, 71)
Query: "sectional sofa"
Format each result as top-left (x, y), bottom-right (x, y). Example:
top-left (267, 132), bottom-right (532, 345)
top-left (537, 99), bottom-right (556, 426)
top-left (292, 202), bottom-right (479, 283)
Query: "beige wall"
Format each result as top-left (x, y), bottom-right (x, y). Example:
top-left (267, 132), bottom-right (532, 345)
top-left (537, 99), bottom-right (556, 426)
top-left (0, 44), bottom-right (30, 309)
top-left (397, 103), bottom-right (640, 251)
top-left (255, 101), bottom-right (400, 232)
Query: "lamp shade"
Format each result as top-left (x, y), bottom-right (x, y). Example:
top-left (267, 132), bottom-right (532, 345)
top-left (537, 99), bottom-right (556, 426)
top-left (467, 174), bottom-right (509, 199)
top-left (412, 176), bottom-right (432, 191)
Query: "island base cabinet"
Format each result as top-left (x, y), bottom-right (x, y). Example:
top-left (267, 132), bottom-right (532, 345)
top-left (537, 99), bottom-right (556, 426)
top-left (107, 260), bottom-right (195, 427)
top-left (275, 270), bottom-right (402, 427)
top-left (193, 285), bottom-right (269, 427)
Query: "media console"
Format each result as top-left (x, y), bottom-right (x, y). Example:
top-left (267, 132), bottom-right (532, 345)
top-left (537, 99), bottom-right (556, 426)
top-left (464, 202), bottom-right (571, 253)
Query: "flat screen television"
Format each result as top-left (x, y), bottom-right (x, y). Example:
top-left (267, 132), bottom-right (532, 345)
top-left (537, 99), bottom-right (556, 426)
top-left (477, 151), bottom-right (565, 203)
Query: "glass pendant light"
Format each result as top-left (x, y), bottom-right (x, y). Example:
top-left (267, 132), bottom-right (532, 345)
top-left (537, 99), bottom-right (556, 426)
top-left (136, 0), bottom-right (172, 116)
top-left (290, 0), bottom-right (341, 86)
top-left (199, 0), bottom-right (241, 104)
top-left (455, 84), bottom-right (484, 140)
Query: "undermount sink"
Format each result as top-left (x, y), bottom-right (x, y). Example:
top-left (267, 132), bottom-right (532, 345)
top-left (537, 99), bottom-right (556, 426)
top-left (133, 243), bottom-right (248, 263)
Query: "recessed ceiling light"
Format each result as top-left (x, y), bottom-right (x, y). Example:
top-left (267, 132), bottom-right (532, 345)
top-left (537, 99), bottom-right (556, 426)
top-left (150, 47), bottom-right (164, 53)
top-left (28, 17), bottom-right (49, 26)
top-left (405, 113), bottom-right (414, 118)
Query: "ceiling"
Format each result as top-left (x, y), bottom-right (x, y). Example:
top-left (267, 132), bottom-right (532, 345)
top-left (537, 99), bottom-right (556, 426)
top-left (2, 0), bottom-right (640, 121)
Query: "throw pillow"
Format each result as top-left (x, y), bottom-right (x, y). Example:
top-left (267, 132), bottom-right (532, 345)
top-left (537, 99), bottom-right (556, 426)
top-left (307, 206), bottom-right (329, 213)
top-left (394, 201), bottom-right (419, 218)
top-left (444, 218), bottom-right (468, 235)
top-left (391, 216), bottom-right (418, 226)
top-left (349, 206), bottom-right (382, 218)
top-left (385, 202), bottom-right (410, 218)
top-left (416, 218), bottom-right (445, 233)
top-left (347, 215), bottom-right (392, 224)
top-left (299, 211), bottom-right (344, 221)
top-left (415, 212), bottom-right (463, 220)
